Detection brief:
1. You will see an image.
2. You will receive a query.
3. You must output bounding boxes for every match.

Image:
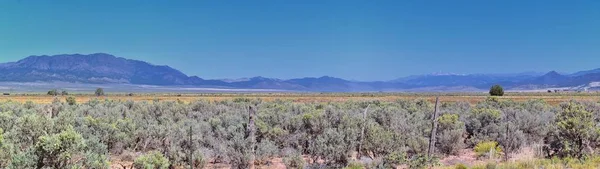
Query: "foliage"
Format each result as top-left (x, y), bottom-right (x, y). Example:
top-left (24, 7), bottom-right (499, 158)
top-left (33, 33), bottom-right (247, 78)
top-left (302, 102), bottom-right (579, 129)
top-left (34, 126), bottom-right (86, 168)
top-left (133, 151), bottom-right (170, 169)
top-left (0, 97), bottom-right (598, 168)
top-left (283, 149), bottom-right (305, 169)
top-left (47, 89), bottom-right (58, 96)
top-left (489, 85), bottom-right (504, 96)
top-left (474, 141), bottom-right (502, 159)
top-left (545, 101), bottom-right (599, 158)
top-left (66, 96), bottom-right (77, 105)
top-left (455, 163), bottom-right (467, 169)
top-left (462, 156), bottom-right (600, 169)
top-left (95, 88), bottom-right (105, 96)
top-left (466, 108), bottom-right (502, 146)
top-left (0, 128), bottom-right (9, 168)
top-left (437, 114), bottom-right (465, 155)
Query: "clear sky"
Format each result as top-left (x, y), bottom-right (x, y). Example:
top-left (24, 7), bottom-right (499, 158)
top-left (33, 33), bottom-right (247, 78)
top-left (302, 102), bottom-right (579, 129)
top-left (1, 0), bottom-right (599, 81)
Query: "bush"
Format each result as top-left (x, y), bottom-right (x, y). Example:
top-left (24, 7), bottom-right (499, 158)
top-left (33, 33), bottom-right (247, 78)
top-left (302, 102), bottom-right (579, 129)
top-left (465, 108), bottom-right (503, 146)
top-left (455, 163), bottom-right (468, 169)
top-left (283, 150), bottom-right (305, 169)
top-left (383, 151), bottom-right (407, 167)
top-left (95, 88), bottom-right (105, 96)
top-left (193, 152), bottom-right (207, 169)
top-left (47, 89), bottom-right (58, 96)
top-left (474, 141), bottom-right (502, 159)
top-left (66, 96), bottom-right (77, 105)
top-left (344, 162), bottom-right (364, 169)
top-left (133, 151), bottom-right (170, 169)
top-left (489, 85), bottom-right (504, 96)
top-left (437, 114), bottom-right (465, 155)
top-left (407, 154), bottom-right (438, 169)
top-left (545, 101), bottom-right (598, 158)
top-left (34, 127), bottom-right (85, 168)
top-left (0, 128), bottom-right (8, 168)
top-left (256, 140), bottom-right (278, 164)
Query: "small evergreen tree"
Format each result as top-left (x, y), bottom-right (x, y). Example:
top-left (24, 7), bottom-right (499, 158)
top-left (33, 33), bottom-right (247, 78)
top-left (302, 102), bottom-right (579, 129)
top-left (95, 88), bottom-right (104, 96)
top-left (47, 89), bottom-right (58, 96)
top-left (489, 85), bottom-right (504, 96)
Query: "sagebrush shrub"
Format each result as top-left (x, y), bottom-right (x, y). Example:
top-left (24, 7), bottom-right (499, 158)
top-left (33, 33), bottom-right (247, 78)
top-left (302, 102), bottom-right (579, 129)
top-left (133, 151), bottom-right (170, 169)
top-left (474, 141), bottom-right (502, 159)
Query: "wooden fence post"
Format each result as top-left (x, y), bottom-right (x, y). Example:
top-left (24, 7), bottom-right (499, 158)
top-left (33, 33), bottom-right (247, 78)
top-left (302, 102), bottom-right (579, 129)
top-left (189, 125), bottom-right (193, 169)
top-left (428, 97), bottom-right (440, 157)
top-left (357, 104), bottom-right (371, 159)
top-left (247, 106), bottom-right (256, 169)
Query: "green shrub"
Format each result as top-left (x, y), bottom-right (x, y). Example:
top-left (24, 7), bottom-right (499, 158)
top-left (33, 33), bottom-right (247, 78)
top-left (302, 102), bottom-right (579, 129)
top-left (283, 150), bottom-right (305, 169)
top-left (545, 101), bottom-right (598, 158)
top-left (95, 88), bottom-right (105, 96)
top-left (455, 163), bottom-right (468, 169)
top-left (474, 141), bottom-right (502, 159)
top-left (383, 151), bottom-right (406, 167)
top-left (437, 114), bottom-right (465, 155)
top-left (489, 85), bottom-right (504, 96)
top-left (66, 96), bottom-right (77, 105)
top-left (0, 128), bottom-right (8, 168)
top-left (344, 162), bottom-right (364, 169)
top-left (485, 163), bottom-right (497, 169)
top-left (407, 154), bottom-right (438, 169)
top-left (47, 89), bottom-right (58, 96)
top-left (133, 151), bottom-right (170, 169)
top-left (34, 126), bottom-right (85, 168)
top-left (193, 152), bottom-right (207, 169)
top-left (0, 128), bottom-right (3, 146)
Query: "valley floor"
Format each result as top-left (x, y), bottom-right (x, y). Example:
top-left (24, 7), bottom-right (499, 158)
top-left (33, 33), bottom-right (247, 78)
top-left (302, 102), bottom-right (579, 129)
top-left (1, 93), bottom-right (598, 105)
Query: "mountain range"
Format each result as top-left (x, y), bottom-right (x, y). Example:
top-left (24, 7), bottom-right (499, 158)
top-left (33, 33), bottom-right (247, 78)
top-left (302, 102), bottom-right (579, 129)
top-left (1, 53), bottom-right (599, 92)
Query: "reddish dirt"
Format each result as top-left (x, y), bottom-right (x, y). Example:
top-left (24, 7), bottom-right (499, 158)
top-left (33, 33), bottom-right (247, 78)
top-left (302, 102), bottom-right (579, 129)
top-left (439, 149), bottom-right (481, 166)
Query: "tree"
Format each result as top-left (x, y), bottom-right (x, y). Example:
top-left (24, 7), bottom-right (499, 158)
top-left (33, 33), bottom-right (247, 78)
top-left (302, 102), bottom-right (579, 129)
top-left (47, 89), bottom-right (58, 96)
top-left (95, 88), bottom-right (104, 96)
top-left (489, 85), bottom-right (504, 96)
top-left (61, 90), bottom-right (69, 96)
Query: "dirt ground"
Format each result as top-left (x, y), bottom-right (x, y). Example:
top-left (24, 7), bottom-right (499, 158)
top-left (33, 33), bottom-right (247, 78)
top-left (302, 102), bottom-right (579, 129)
top-left (110, 147), bottom-right (537, 169)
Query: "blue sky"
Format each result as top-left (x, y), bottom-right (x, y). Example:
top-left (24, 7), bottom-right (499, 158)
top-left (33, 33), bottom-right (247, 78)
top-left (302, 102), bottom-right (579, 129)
top-left (1, 0), bottom-right (599, 81)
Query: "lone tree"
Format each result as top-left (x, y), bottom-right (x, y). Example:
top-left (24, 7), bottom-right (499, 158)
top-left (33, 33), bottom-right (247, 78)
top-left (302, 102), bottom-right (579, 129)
top-left (47, 89), bottom-right (58, 96)
top-left (489, 85), bottom-right (504, 96)
top-left (95, 88), bottom-right (105, 96)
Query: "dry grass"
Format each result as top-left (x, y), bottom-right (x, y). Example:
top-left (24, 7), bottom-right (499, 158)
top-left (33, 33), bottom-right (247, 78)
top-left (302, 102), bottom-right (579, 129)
top-left (0, 93), bottom-right (597, 104)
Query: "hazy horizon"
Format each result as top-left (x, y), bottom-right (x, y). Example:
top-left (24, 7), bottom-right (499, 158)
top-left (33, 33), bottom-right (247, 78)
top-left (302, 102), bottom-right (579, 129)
top-left (1, 0), bottom-right (599, 81)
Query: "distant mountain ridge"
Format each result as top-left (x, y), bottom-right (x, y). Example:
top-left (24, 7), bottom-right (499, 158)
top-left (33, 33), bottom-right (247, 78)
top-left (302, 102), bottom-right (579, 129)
top-left (1, 53), bottom-right (600, 91)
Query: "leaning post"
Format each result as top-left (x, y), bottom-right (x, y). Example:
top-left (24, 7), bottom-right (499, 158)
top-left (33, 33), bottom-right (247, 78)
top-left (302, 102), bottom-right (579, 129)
top-left (428, 97), bottom-right (440, 158)
top-left (247, 105), bottom-right (256, 169)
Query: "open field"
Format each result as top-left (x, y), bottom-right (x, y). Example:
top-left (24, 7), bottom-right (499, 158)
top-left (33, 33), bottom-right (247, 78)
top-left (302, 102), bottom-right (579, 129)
top-left (1, 92), bottom-right (598, 105)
